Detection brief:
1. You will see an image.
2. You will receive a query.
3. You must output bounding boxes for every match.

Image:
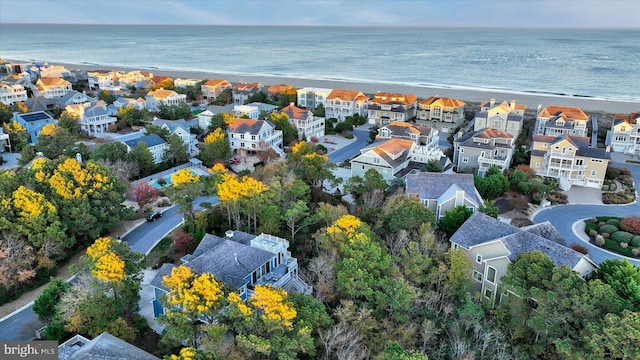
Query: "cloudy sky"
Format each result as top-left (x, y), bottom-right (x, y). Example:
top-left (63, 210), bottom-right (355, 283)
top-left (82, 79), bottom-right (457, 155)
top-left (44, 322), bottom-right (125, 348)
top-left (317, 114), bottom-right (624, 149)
top-left (0, 0), bottom-right (638, 28)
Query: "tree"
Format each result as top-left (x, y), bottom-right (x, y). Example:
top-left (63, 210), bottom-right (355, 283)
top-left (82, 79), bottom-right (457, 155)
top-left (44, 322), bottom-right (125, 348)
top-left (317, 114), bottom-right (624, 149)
top-left (288, 141), bottom-right (336, 189)
top-left (163, 133), bottom-right (189, 167)
top-left (18, 145), bottom-right (36, 166)
top-left (344, 168), bottom-right (388, 209)
top-left (57, 111), bottom-right (81, 136)
top-left (207, 112), bottom-right (235, 132)
top-left (424, 159), bottom-right (444, 172)
top-left (377, 195), bottom-right (435, 236)
top-left (199, 128), bottom-right (231, 167)
top-left (33, 278), bottom-right (71, 321)
top-left (34, 125), bottom-right (76, 159)
top-left (437, 206), bottom-right (474, 236)
top-left (126, 141), bottom-right (155, 177)
top-left (3, 120), bottom-right (29, 152)
top-left (269, 112), bottom-right (298, 144)
top-left (164, 169), bottom-right (203, 231)
top-left (144, 124), bottom-right (171, 140)
top-left (126, 182), bottom-right (160, 210)
top-left (474, 166), bottom-right (509, 199)
top-left (283, 200), bottom-right (317, 242)
top-left (479, 199), bottom-right (499, 219)
top-left (158, 102), bottom-right (191, 120)
top-left (311, 103), bottom-right (325, 117)
top-left (91, 141), bottom-right (129, 163)
top-left (117, 106), bottom-right (153, 127)
top-left (595, 259), bottom-right (640, 311)
top-left (334, 121), bottom-right (354, 133)
top-left (97, 90), bottom-right (116, 104)
top-left (211, 88), bottom-right (232, 105)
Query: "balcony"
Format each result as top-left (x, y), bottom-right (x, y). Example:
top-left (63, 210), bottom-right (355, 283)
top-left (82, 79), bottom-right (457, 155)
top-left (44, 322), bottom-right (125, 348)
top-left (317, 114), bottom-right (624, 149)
top-left (478, 156), bottom-right (509, 167)
top-left (545, 152), bottom-right (576, 160)
top-left (546, 161), bottom-right (587, 171)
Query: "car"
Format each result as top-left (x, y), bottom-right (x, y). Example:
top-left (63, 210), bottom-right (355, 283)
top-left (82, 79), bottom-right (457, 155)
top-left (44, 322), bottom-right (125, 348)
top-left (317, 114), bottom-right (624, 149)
top-left (146, 211), bottom-right (162, 222)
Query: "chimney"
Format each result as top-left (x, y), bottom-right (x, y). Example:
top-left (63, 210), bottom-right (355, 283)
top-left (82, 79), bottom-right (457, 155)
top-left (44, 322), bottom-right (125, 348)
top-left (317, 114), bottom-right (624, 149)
top-left (490, 98), bottom-right (495, 107)
top-left (510, 100), bottom-right (516, 110)
top-left (537, 104), bottom-right (542, 115)
top-left (225, 230), bottom-right (234, 238)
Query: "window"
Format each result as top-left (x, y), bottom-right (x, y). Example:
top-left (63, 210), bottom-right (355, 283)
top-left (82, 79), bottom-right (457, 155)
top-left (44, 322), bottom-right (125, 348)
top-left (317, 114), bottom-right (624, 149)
top-left (484, 288), bottom-right (493, 299)
top-left (487, 267), bottom-right (496, 283)
top-left (459, 148), bottom-right (464, 153)
top-left (251, 135), bottom-right (256, 140)
top-left (462, 157), bottom-right (469, 163)
top-left (473, 270), bottom-right (483, 282)
top-left (240, 134), bottom-right (244, 140)
top-left (373, 157), bottom-right (380, 164)
top-left (535, 162), bottom-right (540, 168)
top-left (591, 170), bottom-right (597, 176)
top-left (452, 243), bottom-right (459, 250)
top-left (476, 254), bottom-right (482, 263)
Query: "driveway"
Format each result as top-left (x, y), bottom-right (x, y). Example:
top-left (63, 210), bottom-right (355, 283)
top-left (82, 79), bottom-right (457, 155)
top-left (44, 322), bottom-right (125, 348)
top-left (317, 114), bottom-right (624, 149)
top-left (0, 196), bottom-right (219, 340)
top-left (328, 129), bottom-right (371, 164)
top-left (533, 160), bottom-right (640, 266)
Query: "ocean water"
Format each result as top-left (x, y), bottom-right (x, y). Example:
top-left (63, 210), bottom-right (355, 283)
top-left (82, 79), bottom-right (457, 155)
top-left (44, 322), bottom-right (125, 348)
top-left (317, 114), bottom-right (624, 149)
top-left (0, 24), bottom-right (639, 102)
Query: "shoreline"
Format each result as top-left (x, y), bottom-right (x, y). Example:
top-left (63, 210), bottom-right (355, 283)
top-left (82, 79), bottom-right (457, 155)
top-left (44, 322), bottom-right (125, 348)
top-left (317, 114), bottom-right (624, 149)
top-left (11, 59), bottom-right (640, 114)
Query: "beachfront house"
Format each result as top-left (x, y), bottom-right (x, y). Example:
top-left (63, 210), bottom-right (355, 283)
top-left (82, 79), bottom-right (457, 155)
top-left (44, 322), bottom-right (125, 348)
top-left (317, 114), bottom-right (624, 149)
top-left (153, 118), bottom-right (199, 156)
top-left (145, 88), bottom-right (187, 111)
top-left (296, 87), bottom-right (332, 109)
top-left (406, 172), bottom-right (483, 219)
top-left (36, 64), bottom-right (72, 80)
top-left (13, 111), bottom-right (57, 143)
top-left (232, 82), bottom-right (263, 105)
top-left (366, 92), bottom-right (417, 126)
top-left (473, 99), bottom-right (526, 138)
top-left (0, 82), bottom-right (28, 105)
top-left (325, 89), bottom-right (370, 121)
top-left (201, 79), bottom-right (232, 101)
top-left (279, 103), bottom-right (325, 141)
top-left (117, 70), bottom-right (152, 90)
top-left (534, 105), bottom-right (590, 137)
top-left (122, 134), bottom-right (168, 164)
top-left (173, 78), bottom-right (200, 88)
top-left (35, 77), bottom-right (72, 98)
top-left (233, 104), bottom-right (260, 120)
top-left (450, 212), bottom-right (597, 303)
top-left (150, 231), bottom-right (312, 318)
top-left (267, 84), bottom-right (293, 101)
top-left (87, 70), bottom-right (119, 91)
top-left (453, 128), bottom-right (515, 176)
top-left (530, 133), bottom-right (610, 190)
top-left (351, 121), bottom-right (446, 181)
top-left (65, 100), bottom-right (117, 135)
top-left (416, 96), bottom-right (466, 132)
top-left (227, 118), bottom-right (284, 157)
top-left (607, 112), bottom-right (640, 156)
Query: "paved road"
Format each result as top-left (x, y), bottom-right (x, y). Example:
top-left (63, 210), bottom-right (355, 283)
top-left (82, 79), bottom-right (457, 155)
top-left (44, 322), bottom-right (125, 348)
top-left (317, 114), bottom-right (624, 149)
top-left (0, 195), bottom-right (219, 341)
top-left (533, 161), bottom-right (640, 266)
top-left (328, 129), bottom-right (371, 164)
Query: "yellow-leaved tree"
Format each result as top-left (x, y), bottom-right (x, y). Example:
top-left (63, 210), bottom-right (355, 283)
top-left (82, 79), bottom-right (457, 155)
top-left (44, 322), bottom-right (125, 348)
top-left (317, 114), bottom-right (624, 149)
top-left (39, 123), bottom-right (59, 136)
top-left (251, 285), bottom-right (297, 328)
top-left (216, 174), bottom-right (268, 231)
top-left (162, 265), bottom-right (224, 317)
top-left (171, 168), bottom-right (200, 187)
top-left (86, 237), bottom-right (125, 284)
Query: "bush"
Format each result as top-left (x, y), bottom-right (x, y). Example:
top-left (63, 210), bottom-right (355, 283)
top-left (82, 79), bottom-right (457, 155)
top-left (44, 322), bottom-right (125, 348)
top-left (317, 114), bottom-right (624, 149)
top-left (344, 134), bottom-right (354, 139)
top-left (631, 236), bottom-right (640, 247)
top-left (620, 242), bottom-right (629, 248)
top-left (569, 243), bottom-right (589, 255)
top-left (606, 219), bottom-right (621, 228)
top-left (603, 192), bottom-right (634, 204)
top-left (531, 194), bottom-right (541, 205)
top-left (589, 229), bottom-right (598, 237)
top-left (585, 222), bottom-right (598, 235)
top-left (611, 231), bottom-right (634, 243)
top-left (595, 235), bottom-right (605, 246)
top-left (620, 216), bottom-right (640, 235)
top-left (601, 184), bottom-right (609, 191)
top-left (633, 248), bottom-right (640, 257)
top-left (599, 224), bottom-right (619, 234)
top-left (157, 177), bottom-right (167, 185)
top-left (603, 238), bottom-right (634, 257)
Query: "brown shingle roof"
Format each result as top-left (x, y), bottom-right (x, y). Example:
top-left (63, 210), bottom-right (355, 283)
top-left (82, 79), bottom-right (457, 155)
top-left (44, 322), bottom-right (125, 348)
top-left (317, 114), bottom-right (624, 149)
top-left (147, 88), bottom-right (178, 99)
top-left (37, 77), bottom-right (70, 86)
top-left (234, 82), bottom-right (262, 91)
top-left (327, 89), bottom-right (367, 101)
top-left (539, 106), bottom-right (588, 121)
top-left (228, 118), bottom-right (266, 134)
top-left (419, 96), bottom-right (465, 108)
top-left (280, 104), bottom-right (309, 119)
top-left (475, 128), bottom-right (514, 139)
top-left (267, 84), bottom-right (293, 93)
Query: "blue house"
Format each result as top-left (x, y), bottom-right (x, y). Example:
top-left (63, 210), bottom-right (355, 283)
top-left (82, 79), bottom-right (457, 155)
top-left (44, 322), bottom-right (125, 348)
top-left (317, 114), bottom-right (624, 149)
top-left (13, 111), bottom-right (57, 143)
top-left (150, 230), bottom-right (312, 318)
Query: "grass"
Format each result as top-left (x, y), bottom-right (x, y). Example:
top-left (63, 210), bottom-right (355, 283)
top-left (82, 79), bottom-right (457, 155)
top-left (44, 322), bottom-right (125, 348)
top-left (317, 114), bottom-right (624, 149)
top-left (145, 236), bottom-right (173, 268)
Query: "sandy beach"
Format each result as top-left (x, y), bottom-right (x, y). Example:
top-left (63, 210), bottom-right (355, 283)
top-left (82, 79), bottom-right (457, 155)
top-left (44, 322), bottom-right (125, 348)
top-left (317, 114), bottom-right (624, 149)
top-left (43, 61), bottom-right (640, 114)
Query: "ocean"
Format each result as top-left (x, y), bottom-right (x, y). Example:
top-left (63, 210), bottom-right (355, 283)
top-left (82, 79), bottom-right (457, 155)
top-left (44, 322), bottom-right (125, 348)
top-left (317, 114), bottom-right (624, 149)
top-left (0, 24), bottom-right (639, 102)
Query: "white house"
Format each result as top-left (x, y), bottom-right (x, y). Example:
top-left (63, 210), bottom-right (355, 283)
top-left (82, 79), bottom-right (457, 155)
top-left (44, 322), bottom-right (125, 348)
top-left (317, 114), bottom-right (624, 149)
top-left (145, 88), bottom-right (187, 111)
top-left (233, 102), bottom-right (278, 120)
top-left (279, 103), bottom-right (325, 141)
top-left (87, 70), bottom-right (119, 91)
top-left (197, 105), bottom-right (236, 130)
top-left (153, 118), bottom-right (199, 156)
top-left (109, 97), bottom-right (147, 115)
top-left (0, 82), bottom-right (28, 105)
top-left (122, 134), bottom-right (168, 164)
top-left (607, 112), bottom-right (640, 156)
top-left (65, 100), bottom-right (118, 135)
top-left (227, 118), bottom-right (284, 157)
top-left (55, 90), bottom-right (92, 108)
top-left (325, 89), bottom-right (370, 121)
top-left (0, 127), bottom-right (10, 152)
top-left (296, 87), bottom-right (332, 109)
top-left (35, 77), bottom-right (72, 98)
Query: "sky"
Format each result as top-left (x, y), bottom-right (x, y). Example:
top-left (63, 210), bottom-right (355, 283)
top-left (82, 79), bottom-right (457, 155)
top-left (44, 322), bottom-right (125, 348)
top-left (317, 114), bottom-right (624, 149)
top-left (0, 0), bottom-right (638, 28)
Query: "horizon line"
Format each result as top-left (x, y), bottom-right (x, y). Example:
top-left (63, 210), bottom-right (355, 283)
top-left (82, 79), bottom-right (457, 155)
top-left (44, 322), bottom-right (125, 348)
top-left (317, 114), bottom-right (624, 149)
top-left (1, 22), bottom-right (639, 30)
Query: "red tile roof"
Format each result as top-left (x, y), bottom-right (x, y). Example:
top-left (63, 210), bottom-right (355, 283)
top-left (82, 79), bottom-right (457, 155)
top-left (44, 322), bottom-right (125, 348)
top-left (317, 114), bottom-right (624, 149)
top-left (538, 106), bottom-right (588, 121)
top-left (327, 89), bottom-right (368, 101)
top-left (419, 96), bottom-right (465, 108)
top-left (371, 92), bottom-right (417, 105)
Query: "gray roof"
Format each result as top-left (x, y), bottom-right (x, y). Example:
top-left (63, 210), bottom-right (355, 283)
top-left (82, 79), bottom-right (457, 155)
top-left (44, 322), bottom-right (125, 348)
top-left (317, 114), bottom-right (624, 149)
top-left (123, 134), bottom-right (166, 148)
top-left (228, 119), bottom-right (268, 135)
top-left (153, 118), bottom-right (198, 133)
top-left (451, 213), bottom-right (585, 269)
top-left (63, 332), bottom-right (159, 360)
top-left (84, 102), bottom-right (110, 117)
top-left (532, 134), bottom-right (610, 160)
top-left (382, 123), bottom-right (434, 138)
top-left (57, 90), bottom-right (90, 105)
top-left (405, 172), bottom-right (482, 205)
top-left (455, 128), bottom-right (513, 150)
top-left (245, 102), bottom-right (279, 112)
top-left (24, 95), bottom-right (58, 113)
top-left (150, 263), bottom-right (176, 289)
top-left (450, 212), bottom-right (519, 248)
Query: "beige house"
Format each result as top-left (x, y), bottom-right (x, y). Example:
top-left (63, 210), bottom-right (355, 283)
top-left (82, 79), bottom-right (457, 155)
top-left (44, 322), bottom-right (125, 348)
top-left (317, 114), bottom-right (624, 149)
top-left (473, 99), bottom-right (525, 138)
top-left (406, 172), bottom-right (483, 219)
top-left (145, 88), bottom-right (187, 111)
top-left (450, 213), bottom-right (597, 303)
top-left (201, 79), bottom-right (232, 101)
top-left (366, 92), bottom-right (417, 125)
top-left (279, 103), bottom-right (325, 141)
top-left (35, 77), bottom-right (72, 98)
top-left (416, 96), bottom-right (466, 132)
top-left (534, 105), bottom-right (589, 137)
top-left (453, 128), bottom-right (515, 176)
top-left (607, 112), bottom-right (640, 156)
top-left (119, 70), bottom-right (152, 89)
top-left (0, 81), bottom-right (28, 105)
top-left (325, 89), bottom-right (370, 121)
top-left (530, 133), bottom-right (610, 190)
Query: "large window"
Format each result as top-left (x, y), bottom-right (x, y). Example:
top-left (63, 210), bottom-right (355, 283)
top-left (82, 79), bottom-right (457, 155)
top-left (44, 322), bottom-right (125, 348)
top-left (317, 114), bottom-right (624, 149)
top-left (487, 267), bottom-right (496, 283)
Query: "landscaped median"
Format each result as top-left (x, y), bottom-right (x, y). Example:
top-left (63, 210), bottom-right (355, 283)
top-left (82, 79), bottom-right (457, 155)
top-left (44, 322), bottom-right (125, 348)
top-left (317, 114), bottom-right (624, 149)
top-left (584, 216), bottom-right (640, 258)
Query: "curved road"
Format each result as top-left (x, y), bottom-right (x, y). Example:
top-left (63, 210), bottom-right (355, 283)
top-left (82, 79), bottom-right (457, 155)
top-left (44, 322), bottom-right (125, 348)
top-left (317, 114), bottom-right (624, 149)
top-left (328, 129), bottom-right (371, 163)
top-left (533, 161), bottom-right (640, 266)
top-left (0, 195), bottom-right (218, 341)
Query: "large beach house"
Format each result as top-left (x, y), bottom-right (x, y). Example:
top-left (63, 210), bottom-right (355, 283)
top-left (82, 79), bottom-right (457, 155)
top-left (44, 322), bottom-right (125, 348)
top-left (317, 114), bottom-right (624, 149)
top-left (473, 99), bottom-right (525, 138)
top-left (405, 172), bottom-right (483, 219)
top-left (325, 89), bottom-right (370, 121)
top-left (65, 101), bottom-right (117, 135)
top-left (366, 92), bottom-right (417, 126)
top-left (122, 134), bottom-right (168, 164)
top-left (453, 128), bottom-right (515, 176)
top-left (279, 103), bottom-right (325, 141)
top-left (227, 118), bottom-right (284, 157)
top-left (606, 112), bottom-right (640, 156)
top-left (232, 82), bottom-right (263, 105)
top-left (35, 77), bottom-right (72, 98)
top-left (145, 88), bottom-right (187, 111)
top-left (296, 87), bottom-right (332, 109)
top-left (416, 96), bottom-right (466, 132)
top-left (0, 82), bottom-right (28, 105)
top-left (13, 111), bottom-right (57, 143)
top-left (534, 105), bottom-right (590, 137)
top-left (201, 79), bottom-right (232, 101)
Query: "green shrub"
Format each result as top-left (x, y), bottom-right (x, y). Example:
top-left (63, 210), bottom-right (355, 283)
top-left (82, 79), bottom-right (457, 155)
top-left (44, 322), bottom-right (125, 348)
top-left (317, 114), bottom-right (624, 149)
top-left (531, 195), bottom-right (541, 205)
top-left (603, 238), bottom-right (634, 257)
top-left (631, 236), bottom-right (640, 247)
top-left (611, 231), bottom-right (634, 243)
top-left (596, 216), bottom-right (622, 222)
top-left (599, 224), bottom-right (619, 234)
top-left (584, 222), bottom-right (598, 235)
top-left (344, 134), bottom-right (354, 139)
top-left (606, 219), bottom-right (621, 228)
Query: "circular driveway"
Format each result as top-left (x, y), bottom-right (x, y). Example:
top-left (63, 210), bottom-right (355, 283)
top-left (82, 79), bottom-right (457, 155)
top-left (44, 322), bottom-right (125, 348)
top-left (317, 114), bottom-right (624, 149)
top-left (533, 161), bottom-right (640, 266)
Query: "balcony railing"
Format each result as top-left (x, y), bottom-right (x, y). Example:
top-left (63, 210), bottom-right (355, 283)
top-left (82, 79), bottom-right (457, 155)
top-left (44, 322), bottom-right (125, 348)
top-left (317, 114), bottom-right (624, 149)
top-left (545, 152), bottom-right (576, 160)
top-left (546, 161), bottom-right (587, 171)
top-left (478, 156), bottom-right (508, 166)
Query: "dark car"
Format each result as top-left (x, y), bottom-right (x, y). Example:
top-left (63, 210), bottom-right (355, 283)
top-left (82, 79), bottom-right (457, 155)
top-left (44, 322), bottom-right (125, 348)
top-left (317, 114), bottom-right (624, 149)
top-left (146, 211), bottom-right (162, 222)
